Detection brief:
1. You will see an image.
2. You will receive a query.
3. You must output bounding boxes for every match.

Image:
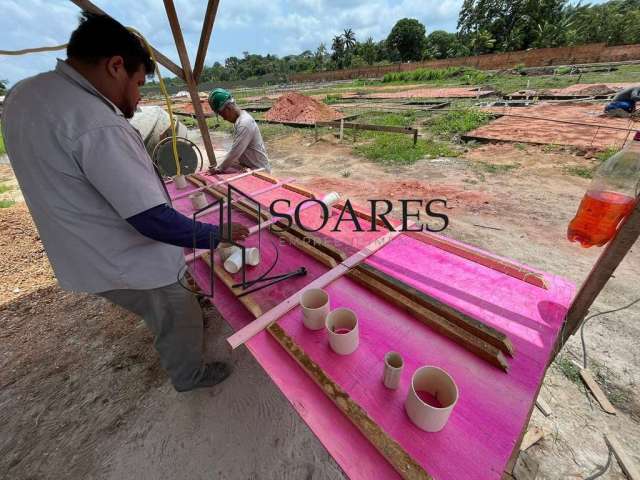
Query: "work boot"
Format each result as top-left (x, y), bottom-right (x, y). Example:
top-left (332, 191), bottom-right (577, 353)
top-left (174, 362), bottom-right (232, 392)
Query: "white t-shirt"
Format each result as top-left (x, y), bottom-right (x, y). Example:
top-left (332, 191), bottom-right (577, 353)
top-left (2, 60), bottom-right (184, 293)
top-left (217, 111), bottom-right (271, 172)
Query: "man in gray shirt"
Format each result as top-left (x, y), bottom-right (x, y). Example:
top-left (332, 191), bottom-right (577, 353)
top-left (207, 88), bottom-right (271, 173)
top-left (604, 85), bottom-right (640, 117)
top-left (2, 13), bottom-right (247, 392)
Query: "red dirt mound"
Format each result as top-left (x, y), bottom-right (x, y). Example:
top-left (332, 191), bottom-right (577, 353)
top-left (265, 92), bottom-right (344, 124)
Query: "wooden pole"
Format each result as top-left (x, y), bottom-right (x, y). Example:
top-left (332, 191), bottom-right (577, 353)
top-left (70, 0), bottom-right (185, 81)
top-left (163, 0), bottom-right (217, 167)
top-left (192, 0), bottom-right (220, 83)
top-left (561, 197), bottom-right (640, 344)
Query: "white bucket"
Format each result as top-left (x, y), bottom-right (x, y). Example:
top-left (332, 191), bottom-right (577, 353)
top-left (383, 352), bottom-right (404, 390)
top-left (326, 308), bottom-right (359, 355)
top-left (405, 366), bottom-right (458, 432)
top-left (300, 289), bottom-right (330, 330)
top-left (174, 174), bottom-right (188, 189)
top-left (189, 191), bottom-right (208, 210)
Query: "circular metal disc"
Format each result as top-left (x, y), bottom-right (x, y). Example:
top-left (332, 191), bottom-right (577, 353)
top-left (155, 139), bottom-right (199, 176)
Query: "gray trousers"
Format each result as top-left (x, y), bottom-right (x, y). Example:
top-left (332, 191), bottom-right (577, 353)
top-left (98, 281), bottom-right (205, 391)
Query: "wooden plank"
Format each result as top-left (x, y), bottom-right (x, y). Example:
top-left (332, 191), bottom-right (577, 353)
top-left (201, 252), bottom-right (263, 318)
top-left (579, 368), bottom-right (617, 415)
top-left (406, 232), bottom-right (549, 290)
top-left (563, 197), bottom-right (640, 340)
top-left (520, 426), bottom-right (545, 451)
top-left (163, 0), bottom-right (216, 167)
top-left (226, 229), bottom-right (405, 349)
top-left (355, 263), bottom-right (515, 357)
top-left (346, 268), bottom-right (509, 371)
top-left (282, 183), bottom-right (316, 198)
top-left (173, 168), bottom-right (265, 200)
top-left (252, 171), bottom-right (279, 184)
top-left (70, 0), bottom-right (185, 81)
top-left (535, 397), bottom-right (552, 417)
top-left (192, 0), bottom-right (219, 83)
top-left (604, 434), bottom-right (640, 480)
top-left (267, 323), bottom-right (431, 480)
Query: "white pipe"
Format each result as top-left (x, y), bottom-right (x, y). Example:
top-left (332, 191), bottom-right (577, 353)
top-left (383, 352), bottom-right (404, 390)
top-left (326, 308), bottom-right (359, 355)
top-left (405, 366), bottom-right (458, 432)
top-left (173, 174), bottom-right (189, 189)
top-left (300, 288), bottom-right (330, 330)
top-left (223, 247), bottom-right (260, 274)
top-left (189, 191), bottom-right (208, 210)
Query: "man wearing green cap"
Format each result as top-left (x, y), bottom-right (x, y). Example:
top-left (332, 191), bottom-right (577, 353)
top-left (208, 88), bottom-right (271, 174)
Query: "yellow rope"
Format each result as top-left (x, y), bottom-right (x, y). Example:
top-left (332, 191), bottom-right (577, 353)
top-left (128, 28), bottom-right (181, 176)
top-left (0, 31), bottom-right (182, 177)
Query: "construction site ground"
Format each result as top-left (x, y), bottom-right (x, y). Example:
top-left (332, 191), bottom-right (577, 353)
top-left (2, 68), bottom-right (640, 480)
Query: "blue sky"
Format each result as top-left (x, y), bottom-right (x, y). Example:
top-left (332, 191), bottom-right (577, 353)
top-left (1, 0), bottom-right (608, 86)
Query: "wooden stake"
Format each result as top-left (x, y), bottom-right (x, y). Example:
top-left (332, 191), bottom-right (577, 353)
top-left (579, 368), bottom-right (617, 415)
top-left (563, 197), bottom-right (640, 341)
top-left (192, 0), bottom-right (219, 83)
top-left (163, 0), bottom-right (216, 167)
top-left (520, 426), bottom-right (545, 451)
top-left (268, 323), bottom-right (431, 480)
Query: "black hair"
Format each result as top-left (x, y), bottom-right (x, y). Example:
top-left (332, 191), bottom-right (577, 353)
top-left (67, 12), bottom-right (154, 76)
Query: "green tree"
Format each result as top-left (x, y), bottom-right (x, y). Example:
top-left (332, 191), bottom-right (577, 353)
top-left (0, 80), bottom-right (7, 96)
top-left (359, 37), bottom-right (377, 65)
top-left (386, 18), bottom-right (427, 62)
top-left (331, 34), bottom-right (346, 68)
top-left (424, 30), bottom-right (464, 59)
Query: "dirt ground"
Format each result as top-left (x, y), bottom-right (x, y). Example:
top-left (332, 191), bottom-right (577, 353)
top-left (1, 125), bottom-right (639, 479)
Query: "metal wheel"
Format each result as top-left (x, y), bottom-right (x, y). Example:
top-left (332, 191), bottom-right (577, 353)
top-left (152, 136), bottom-right (203, 177)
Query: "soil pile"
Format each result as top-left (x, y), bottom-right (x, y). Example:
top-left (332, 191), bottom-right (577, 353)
top-left (265, 92), bottom-right (344, 124)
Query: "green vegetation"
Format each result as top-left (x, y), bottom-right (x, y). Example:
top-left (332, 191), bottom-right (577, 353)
top-left (0, 200), bottom-right (15, 208)
top-left (565, 165), bottom-right (594, 178)
top-left (0, 125), bottom-right (5, 155)
top-left (553, 355), bottom-right (582, 385)
top-left (323, 94), bottom-right (342, 105)
top-left (427, 108), bottom-right (492, 135)
top-left (595, 146), bottom-right (619, 162)
top-left (383, 66), bottom-right (466, 83)
top-left (478, 162), bottom-right (520, 174)
top-left (0, 184), bottom-right (13, 194)
top-left (353, 134), bottom-right (458, 166)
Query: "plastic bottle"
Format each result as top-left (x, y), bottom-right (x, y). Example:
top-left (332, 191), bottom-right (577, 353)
top-left (567, 133), bottom-right (640, 248)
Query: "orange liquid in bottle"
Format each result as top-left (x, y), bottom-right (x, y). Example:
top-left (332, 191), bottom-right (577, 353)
top-left (567, 191), bottom-right (636, 247)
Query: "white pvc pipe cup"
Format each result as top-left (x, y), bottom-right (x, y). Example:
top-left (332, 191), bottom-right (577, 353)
top-left (218, 243), bottom-right (239, 262)
top-left (326, 308), bottom-right (359, 355)
top-left (405, 366), bottom-right (458, 432)
top-left (223, 247), bottom-right (260, 274)
top-left (321, 191), bottom-right (341, 209)
top-left (174, 174), bottom-right (188, 189)
top-left (383, 352), bottom-right (404, 390)
top-left (300, 289), bottom-right (330, 330)
top-left (189, 191), bottom-right (208, 210)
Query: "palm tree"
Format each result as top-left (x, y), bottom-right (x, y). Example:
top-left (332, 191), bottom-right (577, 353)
top-left (343, 28), bottom-right (356, 51)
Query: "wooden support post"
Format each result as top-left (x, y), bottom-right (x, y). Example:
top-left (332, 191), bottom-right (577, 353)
top-left (70, 0), bottom-right (185, 81)
top-left (163, 0), bottom-right (217, 167)
top-left (413, 129), bottom-right (418, 146)
top-left (339, 118), bottom-right (344, 141)
top-left (192, 0), bottom-right (219, 83)
top-left (268, 323), bottom-right (431, 480)
top-left (561, 197), bottom-right (640, 344)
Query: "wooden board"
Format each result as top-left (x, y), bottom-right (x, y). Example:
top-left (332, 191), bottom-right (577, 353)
top-left (605, 434), bottom-right (640, 480)
top-left (579, 368), bottom-right (617, 415)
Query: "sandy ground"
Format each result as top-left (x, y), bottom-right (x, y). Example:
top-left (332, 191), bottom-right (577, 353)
top-left (1, 127), bottom-right (639, 479)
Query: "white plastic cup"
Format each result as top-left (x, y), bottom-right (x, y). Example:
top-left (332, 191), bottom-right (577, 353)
top-left (174, 174), bottom-right (188, 189)
top-left (218, 243), bottom-right (239, 261)
top-left (300, 289), bottom-right (330, 330)
top-left (405, 366), bottom-right (458, 432)
top-left (189, 191), bottom-right (208, 210)
top-left (383, 352), bottom-right (404, 390)
top-left (223, 247), bottom-right (260, 273)
top-left (326, 308), bottom-right (359, 355)
top-left (321, 191), bottom-right (341, 209)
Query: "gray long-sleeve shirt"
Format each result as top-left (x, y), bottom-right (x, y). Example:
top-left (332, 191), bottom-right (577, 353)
top-left (217, 111), bottom-right (271, 172)
top-left (613, 86), bottom-right (640, 102)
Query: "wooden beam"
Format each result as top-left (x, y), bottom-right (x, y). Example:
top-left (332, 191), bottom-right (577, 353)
top-left (163, 0), bottom-right (217, 167)
top-left (354, 263), bottom-right (514, 357)
top-left (346, 267), bottom-right (509, 371)
top-left (268, 323), bottom-right (431, 480)
top-left (563, 197), bottom-right (640, 340)
top-left (70, 0), bottom-right (185, 81)
top-left (192, 0), bottom-right (220, 83)
top-left (579, 368), bottom-right (617, 415)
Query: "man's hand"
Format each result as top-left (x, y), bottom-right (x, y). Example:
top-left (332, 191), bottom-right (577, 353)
top-left (221, 222), bottom-right (249, 242)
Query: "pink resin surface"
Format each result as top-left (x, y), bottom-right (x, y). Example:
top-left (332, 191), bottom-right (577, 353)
top-left (168, 173), bottom-right (575, 479)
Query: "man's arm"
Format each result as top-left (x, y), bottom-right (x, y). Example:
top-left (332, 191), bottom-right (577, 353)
top-left (214, 125), bottom-right (252, 172)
